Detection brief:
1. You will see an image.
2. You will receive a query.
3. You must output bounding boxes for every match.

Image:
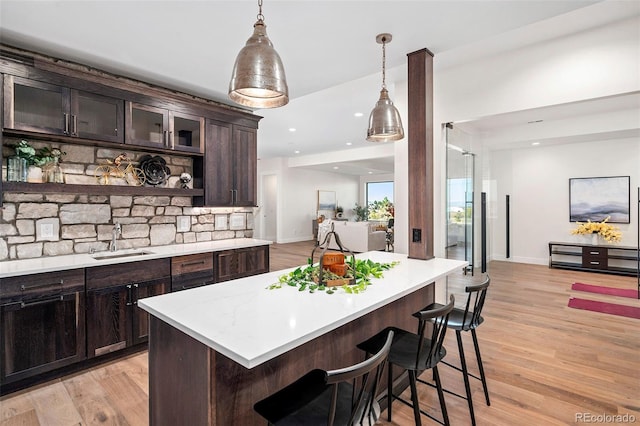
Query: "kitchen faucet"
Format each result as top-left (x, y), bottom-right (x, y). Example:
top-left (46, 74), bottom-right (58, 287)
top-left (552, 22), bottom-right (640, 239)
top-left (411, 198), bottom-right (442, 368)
top-left (110, 222), bottom-right (122, 252)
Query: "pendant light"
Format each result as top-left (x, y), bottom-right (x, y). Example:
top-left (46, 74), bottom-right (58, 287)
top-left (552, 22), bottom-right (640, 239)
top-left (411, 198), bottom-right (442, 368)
top-left (229, 0), bottom-right (289, 108)
top-left (367, 33), bottom-right (404, 142)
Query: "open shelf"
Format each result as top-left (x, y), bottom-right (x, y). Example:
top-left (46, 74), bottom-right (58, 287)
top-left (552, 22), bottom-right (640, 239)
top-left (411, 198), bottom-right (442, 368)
top-left (3, 182), bottom-right (203, 197)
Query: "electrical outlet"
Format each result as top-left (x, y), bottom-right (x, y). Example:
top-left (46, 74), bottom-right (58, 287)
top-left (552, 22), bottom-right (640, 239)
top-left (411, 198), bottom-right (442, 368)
top-left (412, 228), bottom-right (421, 243)
top-left (40, 223), bottom-right (54, 238)
top-left (177, 216), bottom-right (190, 232)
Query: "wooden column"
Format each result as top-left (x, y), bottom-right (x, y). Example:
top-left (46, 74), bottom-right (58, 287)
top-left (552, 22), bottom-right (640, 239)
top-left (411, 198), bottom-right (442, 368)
top-left (407, 48), bottom-right (434, 260)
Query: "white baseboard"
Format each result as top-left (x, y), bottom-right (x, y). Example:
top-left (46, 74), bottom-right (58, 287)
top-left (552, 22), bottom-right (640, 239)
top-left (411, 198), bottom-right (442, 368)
top-left (491, 254), bottom-right (547, 265)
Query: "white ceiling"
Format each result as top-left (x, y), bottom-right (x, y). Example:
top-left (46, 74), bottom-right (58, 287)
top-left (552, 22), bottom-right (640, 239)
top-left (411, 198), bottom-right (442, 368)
top-left (1, 0), bottom-right (638, 176)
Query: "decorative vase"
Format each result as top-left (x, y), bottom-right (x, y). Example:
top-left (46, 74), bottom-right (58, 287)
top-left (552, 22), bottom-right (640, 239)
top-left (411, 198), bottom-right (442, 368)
top-left (27, 166), bottom-right (44, 183)
top-left (45, 156), bottom-right (64, 183)
top-left (7, 156), bottom-right (27, 182)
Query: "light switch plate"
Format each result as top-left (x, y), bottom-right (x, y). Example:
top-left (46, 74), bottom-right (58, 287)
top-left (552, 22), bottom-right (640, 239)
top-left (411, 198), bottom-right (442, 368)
top-left (40, 223), bottom-right (54, 238)
top-left (177, 216), bottom-right (190, 232)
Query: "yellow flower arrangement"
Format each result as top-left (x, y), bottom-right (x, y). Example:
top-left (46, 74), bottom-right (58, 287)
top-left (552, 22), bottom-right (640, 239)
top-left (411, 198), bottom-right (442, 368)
top-left (570, 216), bottom-right (622, 243)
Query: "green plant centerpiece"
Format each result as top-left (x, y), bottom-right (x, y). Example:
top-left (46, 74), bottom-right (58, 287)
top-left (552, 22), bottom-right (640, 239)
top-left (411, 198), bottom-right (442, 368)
top-left (267, 257), bottom-right (398, 295)
top-left (267, 224), bottom-right (398, 294)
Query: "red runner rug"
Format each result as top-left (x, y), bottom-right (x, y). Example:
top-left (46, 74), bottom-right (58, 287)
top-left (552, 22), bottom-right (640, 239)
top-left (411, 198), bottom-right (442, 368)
top-left (568, 297), bottom-right (640, 320)
top-left (572, 282), bottom-right (638, 299)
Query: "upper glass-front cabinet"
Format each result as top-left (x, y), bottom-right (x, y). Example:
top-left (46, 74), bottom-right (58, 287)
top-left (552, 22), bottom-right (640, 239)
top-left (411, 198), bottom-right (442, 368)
top-left (126, 101), bottom-right (204, 153)
top-left (3, 75), bottom-right (124, 143)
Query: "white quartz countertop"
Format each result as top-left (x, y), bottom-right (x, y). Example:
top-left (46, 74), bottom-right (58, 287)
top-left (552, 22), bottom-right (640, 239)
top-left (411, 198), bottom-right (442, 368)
top-left (138, 251), bottom-right (467, 369)
top-left (0, 238), bottom-right (272, 278)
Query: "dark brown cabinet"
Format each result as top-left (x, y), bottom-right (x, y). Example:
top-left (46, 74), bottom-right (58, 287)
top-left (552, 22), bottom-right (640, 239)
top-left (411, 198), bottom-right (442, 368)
top-left (214, 245), bottom-right (269, 283)
top-left (171, 253), bottom-right (215, 292)
top-left (202, 119), bottom-right (256, 207)
top-left (3, 75), bottom-right (124, 143)
top-left (126, 101), bottom-right (204, 153)
top-left (0, 269), bottom-right (86, 385)
top-left (85, 259), bottom-right (170, 358)
top-left (548, 241), bottom-right (638, 276)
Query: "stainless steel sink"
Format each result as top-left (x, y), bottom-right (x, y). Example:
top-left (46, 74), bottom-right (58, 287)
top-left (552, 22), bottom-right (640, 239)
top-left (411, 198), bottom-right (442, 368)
top-left (91, 250), bottom-right (154, 260)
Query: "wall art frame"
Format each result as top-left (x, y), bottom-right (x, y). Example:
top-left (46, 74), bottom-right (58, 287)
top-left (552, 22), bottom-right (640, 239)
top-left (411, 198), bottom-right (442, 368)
top-left (569, 176), bottom-right (630, 223)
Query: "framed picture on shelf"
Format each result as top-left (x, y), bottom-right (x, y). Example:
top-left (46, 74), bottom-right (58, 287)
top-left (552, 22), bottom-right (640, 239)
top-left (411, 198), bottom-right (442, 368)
top-left (569, 176), bottom-right (630, 223)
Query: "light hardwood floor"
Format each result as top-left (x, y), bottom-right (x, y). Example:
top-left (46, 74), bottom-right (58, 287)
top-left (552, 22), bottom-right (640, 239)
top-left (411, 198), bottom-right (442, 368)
top-left (1, 241), bottom-right (639, 425)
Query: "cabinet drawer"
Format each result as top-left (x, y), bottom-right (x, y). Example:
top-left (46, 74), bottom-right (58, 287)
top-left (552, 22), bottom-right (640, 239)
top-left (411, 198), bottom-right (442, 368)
top-left (0, 269), bottom-right (84, 302)
top-left (86, 258), bottom-right (170, 290)
top-left (582, 247), bottom-right (608, 269)
top-left (171, 270), bottom-right (215, 292)
top-left (172, 253), bottom-right (213, 276)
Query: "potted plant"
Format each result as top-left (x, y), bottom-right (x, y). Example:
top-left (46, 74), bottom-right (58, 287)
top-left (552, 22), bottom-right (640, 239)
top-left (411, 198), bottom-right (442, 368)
top-left (9, 140), bottom-right (65, 183)
top-left (353, 203), bottom-right (368, 222)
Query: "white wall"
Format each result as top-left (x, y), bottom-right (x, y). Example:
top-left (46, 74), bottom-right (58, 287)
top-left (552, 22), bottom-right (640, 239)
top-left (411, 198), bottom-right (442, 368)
top-left (489, 138), bottom-right (639, 265)
top-left (431, 15), bottom-right (640, 259)
top-left (257, 158), bottom-right (359, 243)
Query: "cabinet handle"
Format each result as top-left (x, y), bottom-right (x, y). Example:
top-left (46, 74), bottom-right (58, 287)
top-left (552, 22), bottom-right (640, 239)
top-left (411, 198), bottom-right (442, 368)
top-left (63, 113), bottom-right (70, 134)
top-left (589, 251), bottom-right (600, 255)
top-left (21, 279), bottom-right (64, 291)
top-left (589, 261), bottom-right (600, 265)
top-left (181, 260), bottom-right (207, 267)
top-left (71, 114), bottom-right (78, 136)
top-left (169, 131), bottom-right (174, 149)
top-left (126, 284), bottom-right (133, 306)
top-left (164, 131), bottom-right (169, 147)
top-left (21, 295), bottom-right (64, 308)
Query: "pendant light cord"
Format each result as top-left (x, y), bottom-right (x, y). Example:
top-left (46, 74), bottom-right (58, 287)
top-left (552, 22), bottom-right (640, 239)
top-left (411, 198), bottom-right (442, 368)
top-left (381, 37), bottom-right (387, 90)
top-left (257, 0), bottom-right (265, 22)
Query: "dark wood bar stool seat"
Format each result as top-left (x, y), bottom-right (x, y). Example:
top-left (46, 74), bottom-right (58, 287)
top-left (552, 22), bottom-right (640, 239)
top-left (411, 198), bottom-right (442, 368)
top-left (356, 295), bottom-right (455, 426)
top-left (253, 330), bottom-right (394, 425)
top-left (423, 276), bottom-right (491, 426)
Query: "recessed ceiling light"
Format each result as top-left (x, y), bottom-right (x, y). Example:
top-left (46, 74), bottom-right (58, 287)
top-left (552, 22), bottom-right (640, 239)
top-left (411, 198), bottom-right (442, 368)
top-left (333, 166), bottom-right (339, 170)
top-left (346, 142), bottom-right (352, 146)
top-left (354, 112), bottom-right (363, 117)
top-left (294, 150), bottom-right (300, 154)
top-left (532, 142), bottom-right (540, 146)
top-left (368, 171), bottom-right (373, 174)
top-left (289, 128), bottom-right (296, 132)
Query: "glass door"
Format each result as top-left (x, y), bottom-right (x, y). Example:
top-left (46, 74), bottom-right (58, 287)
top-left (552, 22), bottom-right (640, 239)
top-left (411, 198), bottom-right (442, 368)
top-left (445, 123), bottom-right (475, 273)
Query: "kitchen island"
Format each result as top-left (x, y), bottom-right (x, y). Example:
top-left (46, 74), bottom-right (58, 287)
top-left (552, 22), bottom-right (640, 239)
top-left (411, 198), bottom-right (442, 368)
top-left (139, 251), bottom-right (467, 425)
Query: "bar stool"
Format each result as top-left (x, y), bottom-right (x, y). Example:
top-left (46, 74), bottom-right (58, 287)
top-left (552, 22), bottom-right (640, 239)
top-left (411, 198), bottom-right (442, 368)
top-left (423, 276), bottom-right (491, 426)
top-left (253, 330), bottom-right (393, 425)
top-left (356, 295), bottom-right (455, 426)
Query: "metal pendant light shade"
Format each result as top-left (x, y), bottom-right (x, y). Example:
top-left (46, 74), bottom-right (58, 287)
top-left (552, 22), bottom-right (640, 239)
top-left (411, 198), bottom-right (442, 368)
top-left (367, 33), bottom-right (404, 142)
top-left (229, 2), bottom-right (289, 109)
top-left (367, 88), bottom-right (404, 141)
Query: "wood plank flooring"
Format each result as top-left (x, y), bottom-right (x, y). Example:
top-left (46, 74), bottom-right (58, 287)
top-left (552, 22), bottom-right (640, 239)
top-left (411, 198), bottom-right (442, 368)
top-left (1, 241), bottom-right (639, 425)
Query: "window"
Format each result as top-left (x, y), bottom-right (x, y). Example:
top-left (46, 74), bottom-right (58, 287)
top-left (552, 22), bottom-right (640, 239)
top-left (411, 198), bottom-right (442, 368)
top-left (366, 181), bottom-right (394, 220)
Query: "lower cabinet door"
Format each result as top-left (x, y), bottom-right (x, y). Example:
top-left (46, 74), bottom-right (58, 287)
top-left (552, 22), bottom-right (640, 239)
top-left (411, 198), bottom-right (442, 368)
top-left (86, 285), bottom-right (130, 358)
top-left (1, 292), bottom-right (86, 384)
top-left (131, 278), bottom-right (169, 345)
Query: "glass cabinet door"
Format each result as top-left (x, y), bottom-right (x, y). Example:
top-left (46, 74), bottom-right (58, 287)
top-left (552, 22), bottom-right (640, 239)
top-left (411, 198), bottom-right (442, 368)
top-left (171, 111), bottom-right (204, 153)
top-left (4, 75), bottom-right (70, 135)
top-left (72, 90), bottom-right (124, 143)
top-left (126, 102), bottom-right (169, 148)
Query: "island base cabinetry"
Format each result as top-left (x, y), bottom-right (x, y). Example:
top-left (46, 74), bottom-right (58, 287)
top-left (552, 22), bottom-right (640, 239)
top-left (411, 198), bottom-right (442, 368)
top-left (0, 269), bottom-right (86, 385)
top-left (147, 284), bottom-right (435, 425)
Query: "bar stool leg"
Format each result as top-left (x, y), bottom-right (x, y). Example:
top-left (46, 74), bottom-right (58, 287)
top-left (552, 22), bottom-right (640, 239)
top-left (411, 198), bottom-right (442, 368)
top-left (387, 363), bottom-right (394, 421)
top-left (408, 370), bottom-right (423, 426)
top-left (456, 330), bottom-right (476, 426)
top-left (433, 366), bottom-right (450, 426)
top-left (471, 329), bottom-right (491, 406)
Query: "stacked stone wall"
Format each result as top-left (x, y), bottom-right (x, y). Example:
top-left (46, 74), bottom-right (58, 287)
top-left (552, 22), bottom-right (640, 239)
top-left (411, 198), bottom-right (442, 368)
top-left (1, 139), bottom-right (254, 261)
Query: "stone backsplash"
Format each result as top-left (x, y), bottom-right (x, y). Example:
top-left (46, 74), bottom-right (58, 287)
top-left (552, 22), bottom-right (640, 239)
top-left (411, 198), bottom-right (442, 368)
top-left (1, 140), bottom-right (255, 261)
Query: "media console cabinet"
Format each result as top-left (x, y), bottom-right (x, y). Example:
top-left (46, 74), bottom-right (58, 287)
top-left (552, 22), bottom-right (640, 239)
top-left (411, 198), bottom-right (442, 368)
top-left (548, 241), bottom-right (639, 277)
